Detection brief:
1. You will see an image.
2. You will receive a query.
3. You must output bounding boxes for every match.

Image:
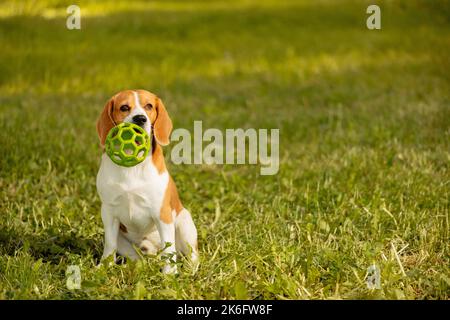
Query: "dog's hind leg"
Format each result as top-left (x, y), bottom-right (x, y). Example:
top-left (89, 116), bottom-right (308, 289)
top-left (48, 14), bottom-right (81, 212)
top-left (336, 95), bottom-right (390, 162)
top-left (175, 209), bottom-right (199, 264)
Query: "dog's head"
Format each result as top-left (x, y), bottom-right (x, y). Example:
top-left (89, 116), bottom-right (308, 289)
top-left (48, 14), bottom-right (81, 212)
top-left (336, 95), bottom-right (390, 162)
top-left (96, 90), bottom-right (172, 147)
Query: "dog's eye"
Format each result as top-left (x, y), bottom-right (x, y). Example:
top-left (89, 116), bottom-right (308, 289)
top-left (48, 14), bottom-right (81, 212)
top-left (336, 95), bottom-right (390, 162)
top-left (120, 105), bottom-right (130, 112)
top-left (144, 103), bottom-right (153, 110)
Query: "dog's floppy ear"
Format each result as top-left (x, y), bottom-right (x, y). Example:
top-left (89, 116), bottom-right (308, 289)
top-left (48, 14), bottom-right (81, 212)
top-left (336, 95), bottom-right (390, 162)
top-left (153, 97), bottom-right (172, 146)
top-left (96, 97), bottom-right (115, 147)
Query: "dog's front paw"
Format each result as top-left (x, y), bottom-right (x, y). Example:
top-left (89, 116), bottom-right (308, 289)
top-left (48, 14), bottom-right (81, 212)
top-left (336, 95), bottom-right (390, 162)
top-left (98, 252), bottom-right (117, 267)
top-left (162, 264), bottom-right (178, 275)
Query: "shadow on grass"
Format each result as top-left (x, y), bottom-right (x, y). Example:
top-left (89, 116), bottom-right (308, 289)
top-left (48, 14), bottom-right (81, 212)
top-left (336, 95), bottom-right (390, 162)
top-left (0, 228), bottom-right (102, 263)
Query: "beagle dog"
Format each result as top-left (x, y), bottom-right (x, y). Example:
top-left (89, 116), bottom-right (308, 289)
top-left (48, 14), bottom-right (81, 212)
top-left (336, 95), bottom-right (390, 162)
top-left (96, 89), bottom-right (198, 273)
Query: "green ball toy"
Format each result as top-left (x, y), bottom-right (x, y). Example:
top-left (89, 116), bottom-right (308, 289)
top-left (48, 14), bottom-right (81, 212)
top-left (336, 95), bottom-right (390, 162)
top-left (105, 123), bottom-right (151, 167)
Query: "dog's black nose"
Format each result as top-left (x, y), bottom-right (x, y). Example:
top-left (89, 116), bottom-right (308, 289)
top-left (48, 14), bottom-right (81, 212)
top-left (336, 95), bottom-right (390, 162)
top-left (132, 115), bottom-right (147, 126)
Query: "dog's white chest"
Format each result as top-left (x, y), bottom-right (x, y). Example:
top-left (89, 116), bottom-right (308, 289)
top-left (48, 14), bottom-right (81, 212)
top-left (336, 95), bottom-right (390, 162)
top-left (96, 154), bottom-right (168, 232)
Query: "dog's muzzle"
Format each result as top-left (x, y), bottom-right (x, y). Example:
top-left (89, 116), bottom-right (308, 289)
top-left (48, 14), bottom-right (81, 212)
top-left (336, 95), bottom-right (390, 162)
top-left (132, 114), bottom-right (147, 127)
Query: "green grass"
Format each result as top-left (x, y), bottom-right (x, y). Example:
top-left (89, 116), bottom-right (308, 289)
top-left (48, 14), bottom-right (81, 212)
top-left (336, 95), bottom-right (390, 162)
top-left (0, 0), bottom-right (449, 299)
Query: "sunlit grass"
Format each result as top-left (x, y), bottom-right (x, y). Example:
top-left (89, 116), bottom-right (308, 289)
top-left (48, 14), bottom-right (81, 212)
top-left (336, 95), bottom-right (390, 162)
top-left (0, 0), bottom-right (313, 18)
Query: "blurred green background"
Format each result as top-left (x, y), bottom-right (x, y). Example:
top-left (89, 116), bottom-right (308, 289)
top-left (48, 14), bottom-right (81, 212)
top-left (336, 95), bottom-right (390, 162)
top-left (0, 0), bottom-right (448, 299)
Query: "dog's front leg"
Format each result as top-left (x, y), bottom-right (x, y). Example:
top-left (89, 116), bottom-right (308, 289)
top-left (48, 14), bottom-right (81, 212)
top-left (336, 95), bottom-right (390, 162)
top-left (155, 218), bottom-right (177, 274)
top-left (101, 205), bottom-right (119, 262)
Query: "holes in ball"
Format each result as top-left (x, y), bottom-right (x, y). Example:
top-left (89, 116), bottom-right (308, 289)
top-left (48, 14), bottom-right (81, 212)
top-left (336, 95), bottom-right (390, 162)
top-left (134, 135), bottom-right (144, 146)
top-left (113, 154), bottom-right (122, 162)
top-left (110, 127), bottom-right (119, 138)
top-left (122, 143), bottom-right (135, 156)
top-left (121, 128), bottom-right (135, 141)
top-left (137, 150), bottom-right (145, 159)
top-left (124, 148), bottom-right (133, 155)
top-left (112, 139), bottom-right (121, 151)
